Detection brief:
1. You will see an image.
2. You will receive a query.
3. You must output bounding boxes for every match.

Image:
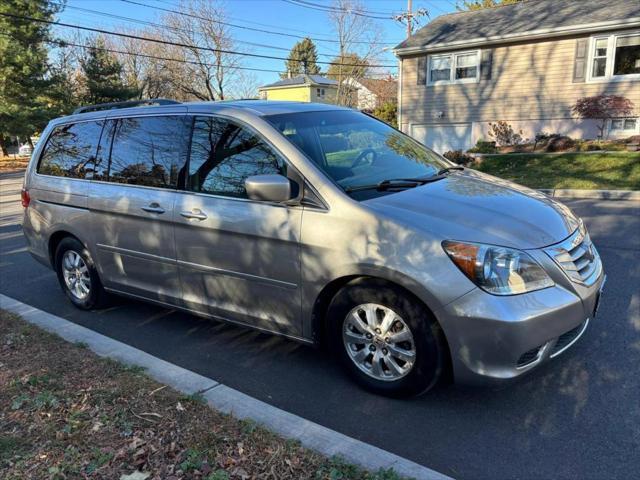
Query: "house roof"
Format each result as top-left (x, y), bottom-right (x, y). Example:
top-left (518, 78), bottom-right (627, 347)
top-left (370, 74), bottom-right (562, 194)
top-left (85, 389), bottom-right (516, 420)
top-left (259, 74), bottom-right (338, 90)
top-left (394, 0), bottom-right (640, 55)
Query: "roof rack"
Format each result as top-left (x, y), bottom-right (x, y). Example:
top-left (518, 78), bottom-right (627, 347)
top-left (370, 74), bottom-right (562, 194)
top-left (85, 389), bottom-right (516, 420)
top-left (72, 98), bottom-right (181, 115)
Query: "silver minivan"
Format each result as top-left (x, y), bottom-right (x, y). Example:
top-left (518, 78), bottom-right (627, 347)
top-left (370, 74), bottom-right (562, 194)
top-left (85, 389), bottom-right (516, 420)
top-left (22, 99), bottom-right (605, 397)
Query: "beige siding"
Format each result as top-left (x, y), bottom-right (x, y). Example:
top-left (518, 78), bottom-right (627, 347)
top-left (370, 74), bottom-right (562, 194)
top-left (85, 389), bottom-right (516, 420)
top-left (400, 32), bottom-right (640, 133)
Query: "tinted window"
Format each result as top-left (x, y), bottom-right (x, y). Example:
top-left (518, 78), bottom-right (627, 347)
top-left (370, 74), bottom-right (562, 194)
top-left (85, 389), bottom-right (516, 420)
top-left (188, 116), bottom-right (285, 198)
top-left (37, 121), bottom-right (104, 178)
top-left (265, 110), bottom-right (447, 195)
top-left (93, 120), bottom-right (117, 182)
top-left (108, 116), bottom-right (190, 188)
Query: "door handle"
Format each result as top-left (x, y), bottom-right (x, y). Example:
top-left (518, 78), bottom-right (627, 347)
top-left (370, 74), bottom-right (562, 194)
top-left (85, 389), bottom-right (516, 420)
top-left (180, 209), bottom-right (208, 221)
top-left (141, 203), bottom-right (165, 214)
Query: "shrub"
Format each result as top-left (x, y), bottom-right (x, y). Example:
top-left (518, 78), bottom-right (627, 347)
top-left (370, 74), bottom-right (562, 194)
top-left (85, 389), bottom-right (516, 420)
top-left (571, 95), bottom-right (634, 139)
top-left (545, 135), bottom-right (576, 152)
top-left (467, 139), bottom-right (497, 154)
top-left (488, 121), bottom-right (526, 146)
top-left (443, 150), bottom-right (474, 165)
top-left (533, 131), bottom-right (550, 151)
top-left (371, 101), bottom-right (398, 128)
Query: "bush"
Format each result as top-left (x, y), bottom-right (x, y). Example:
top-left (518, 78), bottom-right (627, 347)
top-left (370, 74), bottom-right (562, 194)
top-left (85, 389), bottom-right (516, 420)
top-left (467, 139), bottom-right (497, 154)
top-left (545, 135), bottom-right (576, 152)
top-left (533, 131), bottom-right (550, 151)
top-left (443, 150), bottom-right (474, 165)
top-left (488, 121), bottom-right (526, 146)
top-left (371, 101), bottom-right (398, 128)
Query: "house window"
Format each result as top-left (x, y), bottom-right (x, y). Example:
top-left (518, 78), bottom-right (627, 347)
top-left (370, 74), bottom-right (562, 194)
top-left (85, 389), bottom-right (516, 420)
top-left (428, 51), bottom-right (479, 85)
top-left (591, 38), bottom-right (608, 78)
top-left (589, 32), bottom-right (640, 81)
top-left (316, 88), bottom-right (325, 97)
top-left (609, 118), bottom-right (638, 134)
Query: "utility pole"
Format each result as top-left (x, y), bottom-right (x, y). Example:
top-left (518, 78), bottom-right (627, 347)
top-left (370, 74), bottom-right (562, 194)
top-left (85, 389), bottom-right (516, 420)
top-left (394, 1), bottom-right (428, 39)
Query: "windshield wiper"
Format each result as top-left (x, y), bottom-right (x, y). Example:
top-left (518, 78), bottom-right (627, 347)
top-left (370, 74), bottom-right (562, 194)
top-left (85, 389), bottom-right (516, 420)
top-left (344, 175), bottom-right (445, 193)
top-left (437, 166), bottom-right (465, 175)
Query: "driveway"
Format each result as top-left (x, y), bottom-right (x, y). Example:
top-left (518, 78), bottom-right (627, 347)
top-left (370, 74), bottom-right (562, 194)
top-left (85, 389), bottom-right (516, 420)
top-left (1, 172), bottom-right (639, 480)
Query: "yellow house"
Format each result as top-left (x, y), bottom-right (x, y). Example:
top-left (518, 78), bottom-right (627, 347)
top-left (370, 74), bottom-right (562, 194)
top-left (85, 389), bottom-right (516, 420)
top-left (258, 75), bottom-right (338, 104)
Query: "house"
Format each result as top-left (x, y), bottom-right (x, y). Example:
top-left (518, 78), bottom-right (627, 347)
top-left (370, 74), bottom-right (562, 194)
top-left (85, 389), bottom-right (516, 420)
top-left (258, 75), bottom-right (338, 104)
top-left (394, 0), bottom-right (640, 153)
top-left (344, 77), bottom-right (398, 111)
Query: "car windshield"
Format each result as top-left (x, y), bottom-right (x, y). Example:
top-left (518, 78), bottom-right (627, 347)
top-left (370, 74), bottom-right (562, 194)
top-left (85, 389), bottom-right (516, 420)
top-left (265, 110), bottom-right (449, 196)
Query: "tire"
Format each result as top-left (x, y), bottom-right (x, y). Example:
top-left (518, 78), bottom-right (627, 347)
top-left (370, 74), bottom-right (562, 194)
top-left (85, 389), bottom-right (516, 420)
top-left (54, 237), bottom-right (109, 310)
top-left (327, 279), bottom-right (446, 398)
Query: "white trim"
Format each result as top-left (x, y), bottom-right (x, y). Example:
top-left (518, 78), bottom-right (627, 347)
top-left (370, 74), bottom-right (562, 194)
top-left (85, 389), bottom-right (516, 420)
top-left (394, 17), bottom-right (640, 56)
top-left (397, 58), bottom-right (403, 128)
top-left (586, 30), bottom-right (640, 83)
top-left (426, 50), bottom-right (480, 86)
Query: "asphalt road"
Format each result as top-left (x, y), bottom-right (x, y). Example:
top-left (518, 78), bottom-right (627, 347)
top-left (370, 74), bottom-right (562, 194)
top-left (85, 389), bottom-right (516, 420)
top-left (1, 172), bottom-right (639, 480)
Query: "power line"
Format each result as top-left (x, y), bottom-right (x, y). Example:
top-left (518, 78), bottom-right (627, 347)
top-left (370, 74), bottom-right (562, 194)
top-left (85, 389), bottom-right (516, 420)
top-left (0, 12), bottom-right (397, 69)
top-left (0, 31), bottom-right (395, 79)
top-left (0, 31), bottom-right (284, 74)
top-left (119, 0), bottom-right (399, 45)
top-left (58, 3), bottom-right (340, 58)
top-left (281, 0), bottom-right (394, 19)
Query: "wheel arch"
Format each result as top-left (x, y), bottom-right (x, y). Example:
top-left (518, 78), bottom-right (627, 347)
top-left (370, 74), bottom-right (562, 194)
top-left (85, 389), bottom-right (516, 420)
top-left (48, 230), bottom-right (84, 268)
top-left (311, 274), bottom-right (454, 382)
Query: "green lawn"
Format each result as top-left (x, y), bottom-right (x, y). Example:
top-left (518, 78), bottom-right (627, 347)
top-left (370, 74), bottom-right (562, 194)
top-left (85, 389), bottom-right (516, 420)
top-left (476, 152), bottom-right (640, 190)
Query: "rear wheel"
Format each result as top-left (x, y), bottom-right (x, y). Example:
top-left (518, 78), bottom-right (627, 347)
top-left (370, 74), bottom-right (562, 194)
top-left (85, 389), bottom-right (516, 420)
top-left (327, 279), bottom-right (446, 397)
top-left (55, 237), bottom-right (109, 310)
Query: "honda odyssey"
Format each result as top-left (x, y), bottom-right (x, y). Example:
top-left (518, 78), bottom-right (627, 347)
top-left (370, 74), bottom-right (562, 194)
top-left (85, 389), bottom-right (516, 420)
top-left (21, 99), bottom-right (605, 397)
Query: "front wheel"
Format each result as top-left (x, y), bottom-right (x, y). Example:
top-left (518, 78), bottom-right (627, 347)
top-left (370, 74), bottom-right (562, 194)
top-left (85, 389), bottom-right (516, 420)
top-left (55, 237), bottom-right (109, 310)
top-left (327, 280), bottom-right (447, 397)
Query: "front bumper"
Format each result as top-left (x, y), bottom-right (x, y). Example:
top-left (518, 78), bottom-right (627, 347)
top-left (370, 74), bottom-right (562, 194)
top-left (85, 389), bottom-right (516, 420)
top-left (436, 271), bottom-right (605, 386)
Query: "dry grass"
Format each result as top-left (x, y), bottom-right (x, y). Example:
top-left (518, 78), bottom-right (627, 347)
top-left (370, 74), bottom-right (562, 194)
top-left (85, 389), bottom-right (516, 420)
top-left (0, 310), bottom-right (408, 480)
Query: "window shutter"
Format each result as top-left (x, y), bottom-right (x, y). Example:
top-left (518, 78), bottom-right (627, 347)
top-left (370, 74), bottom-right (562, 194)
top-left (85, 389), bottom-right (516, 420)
top-left (417, 56), bottom-right (427, 85)
top-left (573, 38), bottom-right (588, 83)
top-left (480, 49), bottom-right (493, 80)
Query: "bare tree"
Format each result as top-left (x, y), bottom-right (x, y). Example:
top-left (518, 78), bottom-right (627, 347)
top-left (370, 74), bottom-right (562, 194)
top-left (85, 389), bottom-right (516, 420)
top-left (160, 0), bottom-right (243, 101)
top-left (328, 0), bottom-right (384, 106)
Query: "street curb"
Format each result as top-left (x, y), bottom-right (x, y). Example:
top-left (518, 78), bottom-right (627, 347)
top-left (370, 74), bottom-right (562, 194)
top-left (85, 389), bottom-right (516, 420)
top-left (538, 189), bottom-right (640, 200)
top-left (0, 293), bottom-right (452, 480)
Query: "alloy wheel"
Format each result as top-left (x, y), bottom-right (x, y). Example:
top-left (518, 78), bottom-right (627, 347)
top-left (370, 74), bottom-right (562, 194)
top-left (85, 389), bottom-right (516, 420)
top-left (342, 303), bottom-right (416, 381)
top-left (61, 250), bottom-right (91, 300)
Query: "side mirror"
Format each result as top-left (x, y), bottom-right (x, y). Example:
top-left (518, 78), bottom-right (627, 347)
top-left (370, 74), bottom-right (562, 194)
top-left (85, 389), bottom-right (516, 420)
top-left (245, 174), bottom-right (293, 202)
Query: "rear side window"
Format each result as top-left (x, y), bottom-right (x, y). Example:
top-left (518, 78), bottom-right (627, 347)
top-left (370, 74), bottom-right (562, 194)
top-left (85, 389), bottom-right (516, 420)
top-left (37, 121), bottom-right (104, 179)
top-left (188, 116), bottom-right (285, 198)
top-left (108, 116), bottom-right (190, 188)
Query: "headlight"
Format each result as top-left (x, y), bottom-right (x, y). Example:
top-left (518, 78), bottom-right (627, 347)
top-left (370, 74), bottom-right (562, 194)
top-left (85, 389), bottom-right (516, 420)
top-left (442, 240), bottom-right (554, 295)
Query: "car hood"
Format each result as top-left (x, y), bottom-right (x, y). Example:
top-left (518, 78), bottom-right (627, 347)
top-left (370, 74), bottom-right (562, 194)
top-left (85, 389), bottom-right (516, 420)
top-left (364, 170), bottom-right (580, 249)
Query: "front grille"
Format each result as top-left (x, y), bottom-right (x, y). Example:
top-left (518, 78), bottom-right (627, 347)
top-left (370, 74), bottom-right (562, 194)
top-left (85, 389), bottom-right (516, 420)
top-left (545, 223), bottom-right (602, 286)
top-left (517, 345), bottom-right (543, 368)
top-left (550, 319), bottom-right (589, 358)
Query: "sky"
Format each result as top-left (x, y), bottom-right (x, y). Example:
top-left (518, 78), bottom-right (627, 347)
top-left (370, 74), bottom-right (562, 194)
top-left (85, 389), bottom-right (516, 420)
top-left (55, 0), bottom-right (459, 87)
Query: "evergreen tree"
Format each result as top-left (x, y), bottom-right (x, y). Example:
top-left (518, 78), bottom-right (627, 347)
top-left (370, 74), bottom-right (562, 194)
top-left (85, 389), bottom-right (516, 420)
top-left (282, 37), bottom-right (321, 78)
top-left (81, 36), bottom-right (139, 104)
top-left (0, 0), bottom-right (62, 155)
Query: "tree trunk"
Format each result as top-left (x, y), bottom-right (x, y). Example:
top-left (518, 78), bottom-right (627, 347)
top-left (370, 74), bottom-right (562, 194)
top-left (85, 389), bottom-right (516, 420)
top-left (27, 136), bottom-right (34, 148)
top-left (0, 135), bottom-right (8, 156)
